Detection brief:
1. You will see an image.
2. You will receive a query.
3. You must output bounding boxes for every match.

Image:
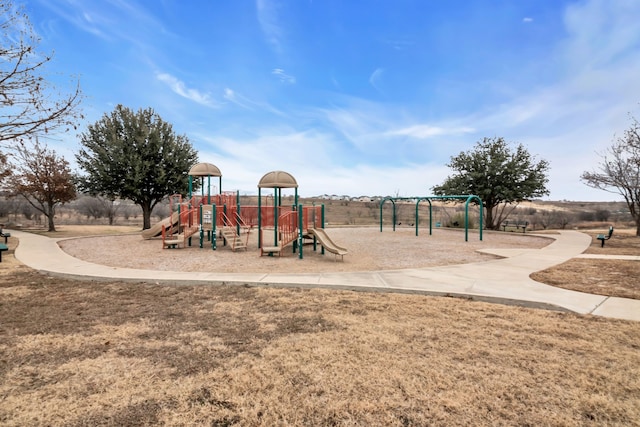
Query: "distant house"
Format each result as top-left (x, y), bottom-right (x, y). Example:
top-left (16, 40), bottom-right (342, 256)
top-left (355, 196), bottom-right (376, 202)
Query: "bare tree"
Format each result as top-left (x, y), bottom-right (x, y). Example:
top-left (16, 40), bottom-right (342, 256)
top-left (0, 152), bottom-right (10, 183)
top-left (75, 194), bottom-right (121, 225)
top-left (8, 141), bottom-right (76, 231)
top-left (555, 212), bottom-right (573, 230)
top-left (582, 114), bottom-right (640, 236)
top-left (0, 1), bottom-right (82, 146)
top-left (595, 209), bottom-right (611, 222)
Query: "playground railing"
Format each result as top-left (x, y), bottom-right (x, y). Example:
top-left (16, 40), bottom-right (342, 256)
top-left (219, 211), bottom-right (241, 249)
top-left (301, 205), bottom-right (322, 230)
top-left (279, 210), bottom-right (299, 249)
top-left (179, 205), bottom-right (199, 228)
top-left (190, 192), bottom-right (237, 208)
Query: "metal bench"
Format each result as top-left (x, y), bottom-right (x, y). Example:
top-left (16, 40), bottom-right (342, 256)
top-left (501, 220), bottom-right (529, 233)
top-left (0, 230), bottom-right (10, 244)
top-left (597, 226), bottom-right (614, 247)
top-left (0, 243), bottom-right (8, 262)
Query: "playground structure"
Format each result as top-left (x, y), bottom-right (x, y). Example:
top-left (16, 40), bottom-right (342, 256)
top-left (380, 195), bottom-right (484, 241)
top-left (142, 163), bottom-right (348, 260)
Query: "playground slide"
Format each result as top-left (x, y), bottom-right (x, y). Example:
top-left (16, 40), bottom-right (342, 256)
top-left (308, 228), bottom-right (348, 258)
top-left (141, 212), bottom-right (180, 239)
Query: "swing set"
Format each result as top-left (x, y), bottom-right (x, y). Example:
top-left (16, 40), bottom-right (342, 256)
top-left (379, 195), bottom-right (484, 241)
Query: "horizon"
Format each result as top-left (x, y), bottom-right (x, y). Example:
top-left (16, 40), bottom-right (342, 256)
top-left (24, 0), bottom-right (640, 202)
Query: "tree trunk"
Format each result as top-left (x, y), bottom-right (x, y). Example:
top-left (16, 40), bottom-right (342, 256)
top-left (484, 204), bottom-right (497, 230)
top-left (141, 201), bottom-right (152, 230)
top-left (47, 202), bottom-right (56, 232)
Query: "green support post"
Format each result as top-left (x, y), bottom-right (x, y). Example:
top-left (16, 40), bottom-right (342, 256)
top-left (258, 188), bottom-right (262, 248)
top-left (298, 204), bottom-right (303, 259)
top-left (273, 188), bottom-right (279, 248)
top-left (212, 204), bottom-right (217, 250)
top-left (320, 204), bottom-right (325, 254)
top-left (199, 205), bottom-right (203, 248)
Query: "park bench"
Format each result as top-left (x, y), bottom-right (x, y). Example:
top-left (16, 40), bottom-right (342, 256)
top-left (597, 226), bottom-right (614, 247)
top-left (0, 229), bottom-right (10, 244)
top-left (0, 243), bottom-right (8, 262)
top-left (501, 220), bottom-right (529, 233)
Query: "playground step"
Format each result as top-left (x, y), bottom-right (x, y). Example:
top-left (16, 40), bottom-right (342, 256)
top-left (220, 227), bottom-right (248, 252)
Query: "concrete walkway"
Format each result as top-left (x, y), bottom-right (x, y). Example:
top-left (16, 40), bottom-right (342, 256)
top-left (9, 229), bottom-right (640, 322)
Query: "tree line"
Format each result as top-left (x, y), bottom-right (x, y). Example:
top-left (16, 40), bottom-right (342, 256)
top-left (1, 1), bottom-right (640, 235)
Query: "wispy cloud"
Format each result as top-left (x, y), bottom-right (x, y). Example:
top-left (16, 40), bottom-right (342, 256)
top-left (223, 88), bottom-right (287, 116)
top-left (272, 68), bottom-right (296, 84)
top-left (563, 0), bottom-right (640, 69)
top-left (369, 68), bottom-right (384, 93)
top-left (34, 0), bottom-right (640, 201)
top-left (256, 0), bottom-right (285, 53)
top-left (387, 125), bottom-right (475, 139)
top-left (37, 0), bottom-right (168, 45)
top-left (156, 73), bottom-right (217, 107)
top-left (223, 88), bottom-right (249, 108)
top-left (197, 129), bottom-right (449, 197)
top-left (382, 37), bottom-right (415, 51)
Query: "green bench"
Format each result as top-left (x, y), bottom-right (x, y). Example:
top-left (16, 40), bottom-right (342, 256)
top-left (597, 226), bottom-right (614, 247)
top-left (0, 243), bottom-right (8, 262)
top-left (501, 220), bottom-right (529, 233)
top-left (0, 229), bottom-right (10, 244)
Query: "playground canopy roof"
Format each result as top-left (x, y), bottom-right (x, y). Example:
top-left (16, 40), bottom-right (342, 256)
top-left (258, 170), bottom-right (298, 188)
top-left (189, 162), bottom-right (222, 177)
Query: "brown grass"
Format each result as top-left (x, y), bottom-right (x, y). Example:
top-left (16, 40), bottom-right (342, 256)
top-left (531, 229), bottom-right (640, 300)
top-left (1, 228), bottom-right (639, 425)
top-left (1, 268), bottom-right (639, 426)
top-left (23, 225), bottom-right (140, 238)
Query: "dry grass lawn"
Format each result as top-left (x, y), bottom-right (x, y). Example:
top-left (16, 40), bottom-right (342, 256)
top-left (531, 229), bottom-right (640, 300)
top-left (1, 227), bottom-right (639, 426)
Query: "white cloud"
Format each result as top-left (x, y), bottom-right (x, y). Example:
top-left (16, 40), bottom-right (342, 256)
top-left (156, 73), bottom-right (217, 107)
top-left (223, 88), bottom-right (249, 108)
top-left (223, 87), bottom-right (288, 116)
top-left (272, 68), bottom-right (296, 84)
top-left (38, 0), bottom-right (169, 46)
top-left (256, 0), bottom-right (285, 53)
top-left (196, 128), bottom-right (451, 197)
top-left (563, 0), bottom-right (640, 68)
top-left (369, 68), bottom-right (384, 92)
top-left (387, 125), bottom-right (475, 139)
top-left (522, 17), bottom-right (533, 23)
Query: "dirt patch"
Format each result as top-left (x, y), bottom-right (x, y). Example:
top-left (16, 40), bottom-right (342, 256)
top-left (57, 227), bottom-right (552, 273)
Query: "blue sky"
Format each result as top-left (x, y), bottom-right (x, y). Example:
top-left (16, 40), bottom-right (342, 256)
top-left (26, 0), bottom-right (640, 200)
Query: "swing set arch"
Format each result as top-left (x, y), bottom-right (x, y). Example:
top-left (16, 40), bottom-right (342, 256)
top-left (379, 195), bottom-right (483, 241)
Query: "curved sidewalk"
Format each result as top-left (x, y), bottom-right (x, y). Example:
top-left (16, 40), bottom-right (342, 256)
top-left (10, 229), bottom-right (640, 322)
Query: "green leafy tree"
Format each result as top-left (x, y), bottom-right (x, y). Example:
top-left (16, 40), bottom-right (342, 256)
top-left (433, 137), bottom-right (550, 230)
top-left (0, 1), bottom-right (82, 147)
top-left (8, 140), bottom-right (76, 231)
top-left (76, 105), bottom-right (198, 229)
top-left (581, 114), bottom-right (640, 236)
